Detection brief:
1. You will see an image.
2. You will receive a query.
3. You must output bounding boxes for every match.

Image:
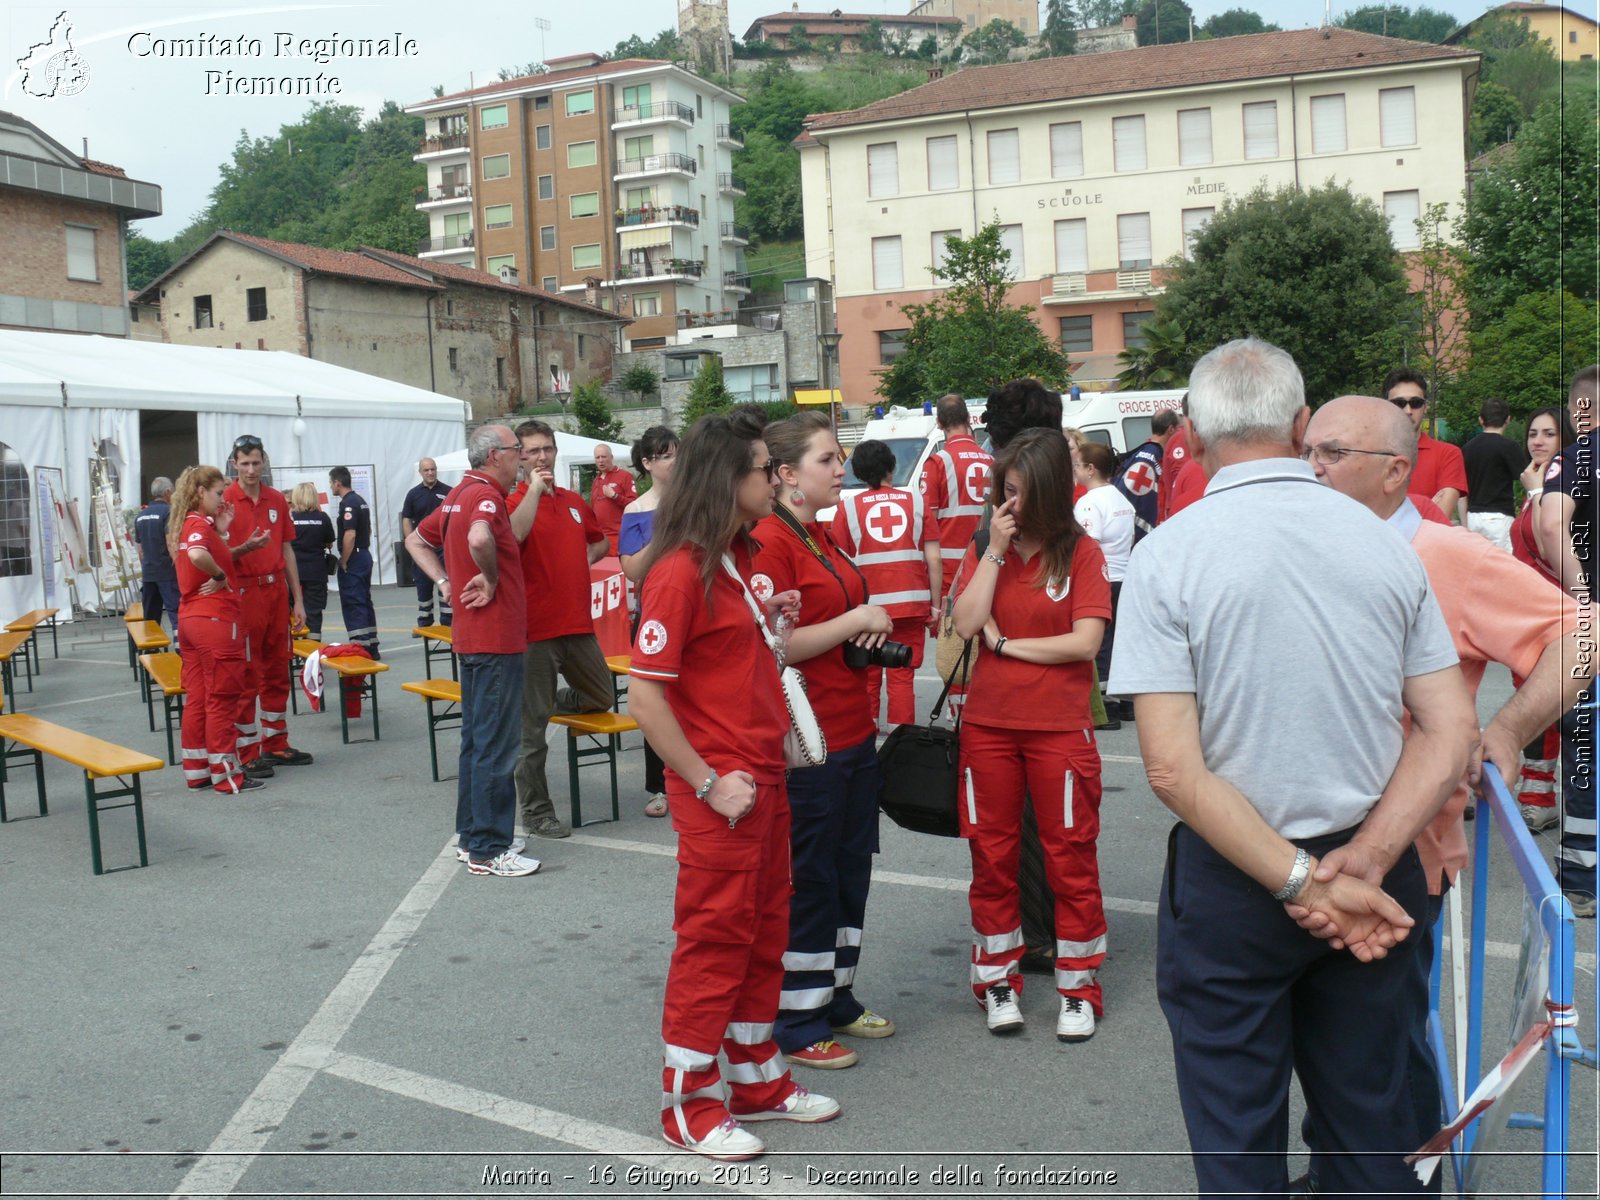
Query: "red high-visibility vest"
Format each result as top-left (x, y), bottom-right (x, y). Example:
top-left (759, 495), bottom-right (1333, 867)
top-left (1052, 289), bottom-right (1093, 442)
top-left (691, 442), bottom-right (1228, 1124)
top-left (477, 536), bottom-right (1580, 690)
top-left (832, 486), bottom-right (932, 620)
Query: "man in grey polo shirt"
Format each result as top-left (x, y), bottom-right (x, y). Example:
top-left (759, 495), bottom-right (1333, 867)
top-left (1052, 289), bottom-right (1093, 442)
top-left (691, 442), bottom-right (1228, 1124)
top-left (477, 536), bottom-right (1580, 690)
top-left (1108, 338), bottom-right (1477, 1197)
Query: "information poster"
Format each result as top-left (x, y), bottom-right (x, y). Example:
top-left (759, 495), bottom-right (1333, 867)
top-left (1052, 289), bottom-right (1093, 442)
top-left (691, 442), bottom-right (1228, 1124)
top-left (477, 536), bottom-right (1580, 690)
top-left (34, 467), bottom-right (62, 608)
top-left (269, 464), bottom-right (380, 586)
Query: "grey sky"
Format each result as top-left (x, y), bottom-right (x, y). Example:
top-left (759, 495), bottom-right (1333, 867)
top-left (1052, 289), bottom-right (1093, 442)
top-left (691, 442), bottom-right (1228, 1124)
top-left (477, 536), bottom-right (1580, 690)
top-left (3, 1), bottom-right (1488, 240)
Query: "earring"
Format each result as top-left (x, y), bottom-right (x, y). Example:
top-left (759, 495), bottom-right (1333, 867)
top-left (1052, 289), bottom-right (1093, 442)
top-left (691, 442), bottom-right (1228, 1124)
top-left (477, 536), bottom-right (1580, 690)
top-left (790, 489), bottom-right (806, 505)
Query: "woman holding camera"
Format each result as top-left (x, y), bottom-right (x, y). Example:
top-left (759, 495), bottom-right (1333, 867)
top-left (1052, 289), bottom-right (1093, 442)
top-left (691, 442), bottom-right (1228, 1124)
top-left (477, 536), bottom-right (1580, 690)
top-left (755, 410), bottom-right (896, 1070)
top-left (953, 429), bottom-right (1111, 1043)
top-left (288, 483), bottom-right (335, 636)
top-left (630, 411), bottom-right (838, 1161)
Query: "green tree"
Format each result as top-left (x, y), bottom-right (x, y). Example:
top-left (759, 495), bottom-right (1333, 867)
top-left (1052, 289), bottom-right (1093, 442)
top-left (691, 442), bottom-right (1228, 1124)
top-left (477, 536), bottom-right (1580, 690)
top-left (620, 363), bottom-right (660, 405)
top-left (1371, 201), bottom-right (1470, 401)
top-left (126, 230), bottom-right (175, 292)
top-left (1334, 5), bottom-right (1458, 42)
top-left (1202, 8), bottom-right (1279, 38)
top-left (859, 18), bottom-right (886, 55)
top-left (496, 61), bottom-right (547, 81)
top-left (678, 357), bottom-right (735, 431)
top-left (612, 29), bottom-right (681, 60)
top-left (1040, 0), bottom-right (1079, 56)
top-left (571, 381), bottom-right (624, 440)
top-left (1116, 318), bottom-right (1189, 388)
top-left (1078, 0), bottom-right (1135, 26)
top-left (1460, 92), bottom-right (1599, 328)
top-left (877, 223), bottom-right (1072, 407)
top-left (1466, 12), bottom-right (1560, 117)
top-left (737, 131), bottom-right (804, 241)
top-left (1135, 0), bottom-right (1195, 46)
top-left (1444, 291), bottom-right (1597, 428)
top-left (1156, 182), bottom-right (1411, 405)
top-left (787, 25), bottom-right (813, 54)
top-left (961, 19), bottom-right (1027, 64)
top-left (1469, 80), bottom-right (1524, 154)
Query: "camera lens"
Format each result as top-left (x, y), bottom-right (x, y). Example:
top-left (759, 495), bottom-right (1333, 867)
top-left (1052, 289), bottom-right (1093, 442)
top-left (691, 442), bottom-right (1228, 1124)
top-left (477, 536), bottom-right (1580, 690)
top-left (875, 640), bottom-right (913, 670)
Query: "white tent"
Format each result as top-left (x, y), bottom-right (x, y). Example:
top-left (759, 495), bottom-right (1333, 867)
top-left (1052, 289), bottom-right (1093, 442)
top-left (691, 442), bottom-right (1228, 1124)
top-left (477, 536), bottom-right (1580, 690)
top-left (0, 331), bottom-right (470, 619)
top-left (434, 430), bottom-right (634, 495)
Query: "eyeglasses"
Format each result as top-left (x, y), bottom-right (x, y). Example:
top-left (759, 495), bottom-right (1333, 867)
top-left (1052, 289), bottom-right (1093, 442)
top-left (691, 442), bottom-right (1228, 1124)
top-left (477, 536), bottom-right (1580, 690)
top-left (750, 459), bottom-right (776, 479)
top-left (522, 442), bottom-right (556, 457)
top-left (1389, 397), bottom-right (1428, 412)
top-left (233, 435), bottom-right (264, 453)
top-left (489, 442), bottom-right (518, 456)
top-left (1300, 442), bottom-right (1399, 466)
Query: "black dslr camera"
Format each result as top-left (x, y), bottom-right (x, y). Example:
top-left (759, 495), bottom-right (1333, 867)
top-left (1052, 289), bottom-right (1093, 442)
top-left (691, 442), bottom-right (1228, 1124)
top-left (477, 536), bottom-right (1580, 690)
top-left (843, 640), bottom-right (914, 670)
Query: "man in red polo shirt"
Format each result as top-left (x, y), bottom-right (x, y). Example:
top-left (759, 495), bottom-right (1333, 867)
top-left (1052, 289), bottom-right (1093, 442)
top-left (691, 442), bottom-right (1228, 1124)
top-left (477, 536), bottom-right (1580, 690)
top-left (589, 443), bottom-right (636, 556)
top-left (919, 395), bottom-right (993, 599)
top-left (511, 420), bottom-right (614, 840)
top-left (1384, 367), bottom-right (1468, 523)
top-left (224, 435), bottom-right (311, 774)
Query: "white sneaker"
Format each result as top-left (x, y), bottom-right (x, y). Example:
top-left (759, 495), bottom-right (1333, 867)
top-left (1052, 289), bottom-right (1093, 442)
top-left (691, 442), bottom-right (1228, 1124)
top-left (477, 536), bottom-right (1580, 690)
top-left (466, 849), bottom-right (541, 876)
top-left (1521, 804), bottom-right (1560, 833)
top-left (984, 984), bottom-right (1024, 1034)
top-left (456, 837), bottom-right (527, 863)
top-left (734, 1084), bottom-right (840, 1124)
top-left (1056, 995), bottom-right (1096, 1042)
top-left (663, 1115), bottom-right (764, 1160)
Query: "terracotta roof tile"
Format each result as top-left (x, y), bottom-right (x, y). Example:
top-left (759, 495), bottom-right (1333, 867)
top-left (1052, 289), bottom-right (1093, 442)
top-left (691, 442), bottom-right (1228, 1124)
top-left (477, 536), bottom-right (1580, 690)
top-left (415, 58), bottom-right (668, 108)
top-left (221, 232), bottom-right (443, 289)
top-left (355, 247), bottom-right (622, 319)
top-left (805, 27), bottom-right (1478, 133)
top-left (81, 158), bottom-right (127, 177)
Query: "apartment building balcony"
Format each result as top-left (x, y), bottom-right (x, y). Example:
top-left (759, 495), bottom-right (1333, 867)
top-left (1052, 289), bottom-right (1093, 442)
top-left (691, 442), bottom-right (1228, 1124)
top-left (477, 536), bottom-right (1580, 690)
top-left (720, 221), bottom-right (749, 245)
top-left (611, 100), bottom-right (695, 131)
top-left (722, 271), bottom-right (751, 295)
top-left (614, 204), bottom-right (699, 232)
top-left (610, 257), bottom-right (705, 283)
top-left (717, 172), bottom-right (745, 197)
top-left (415, 130), bottom-right (469, 160)
top-left (1041, 266), bottom-right (1168, 305)
top-left (613, 152), bottom-right (698, 181)
top-left (417, 232), bottom-right (475, 257)
top-left (416, 181), bottom-right (472, 209)
top-left (716, 123), bottom-right (743, 150)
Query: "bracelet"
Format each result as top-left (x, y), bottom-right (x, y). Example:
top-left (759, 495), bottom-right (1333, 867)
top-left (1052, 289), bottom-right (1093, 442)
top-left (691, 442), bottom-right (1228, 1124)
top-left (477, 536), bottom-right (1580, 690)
top-left (994, 636), bottom-right (1007, 657)
top-left (982, 551), bottom-right (1006, 567)
top-left (210, 572), bottom-right (226, 582)
top-left (1271, 847), bottom-right (1312, 902)
top-left (695, 770), bottom-right (718, 802)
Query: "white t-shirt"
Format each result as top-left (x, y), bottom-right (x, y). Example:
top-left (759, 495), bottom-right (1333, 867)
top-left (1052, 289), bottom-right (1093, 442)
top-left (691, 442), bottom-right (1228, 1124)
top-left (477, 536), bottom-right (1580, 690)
top-left (1074, 486), bottom-right (1135, 581)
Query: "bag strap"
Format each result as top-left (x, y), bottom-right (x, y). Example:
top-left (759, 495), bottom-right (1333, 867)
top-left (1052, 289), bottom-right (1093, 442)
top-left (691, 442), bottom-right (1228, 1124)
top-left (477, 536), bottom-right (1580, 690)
top-left (720, 554), bottom-right (783, 657)
top-left (929, 636), bottom-right (971, 729)
top-left (772, 504), bottom-right (870, 609)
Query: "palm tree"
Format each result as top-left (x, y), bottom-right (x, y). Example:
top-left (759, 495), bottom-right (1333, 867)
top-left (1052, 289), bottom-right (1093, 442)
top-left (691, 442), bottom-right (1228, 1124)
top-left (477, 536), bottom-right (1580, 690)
top-left (1116, 317), bottom-right (1189, 389)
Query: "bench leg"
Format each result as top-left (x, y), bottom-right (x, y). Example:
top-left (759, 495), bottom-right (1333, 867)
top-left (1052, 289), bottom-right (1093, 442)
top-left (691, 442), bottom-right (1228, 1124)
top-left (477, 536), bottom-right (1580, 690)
top-left (426, 698), bottom-right (441, 782)
top-left (145, 675), bottom-right (158, 732)
top-left (48, 617), bottom-right (58, 660)
top-left (370, 680), bottom-right (381, 742)
top-left (1, 739), bottom-right (47, 822)
top-left (2, 659), bottom-right (13, 715)
top-left (338, 675), bottom-right (352, 744)
top-left (289, 661), bottom-right (300, 715)
top-left (85, 772), bottom-right (104, 876)
top-left (163, 694), bottom-right (181, 766)
top-left (608, 733), bottom-right (621, 822)
top-left (567, 732), bottom-right (582, 829)
top-left (84, 772), bottom-right (149, 876)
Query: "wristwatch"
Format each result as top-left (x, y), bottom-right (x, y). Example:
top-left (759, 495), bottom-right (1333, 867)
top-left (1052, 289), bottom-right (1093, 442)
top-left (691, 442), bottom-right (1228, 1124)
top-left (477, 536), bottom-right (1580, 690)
top-left (695, 770), bottom-right (718, 802)
top-left (210, 571), bottom-right (226, 582)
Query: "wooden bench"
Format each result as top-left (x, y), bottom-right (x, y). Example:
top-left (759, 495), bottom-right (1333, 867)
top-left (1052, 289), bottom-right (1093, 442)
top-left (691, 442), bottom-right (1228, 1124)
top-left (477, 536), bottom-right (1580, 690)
top-left (5, 607), bottom-right (60, 672)
top-left (413, 624), bottom-right (456, 680)
top-left (0, 629), bottom-right (32, 712)
top-left (605, 654), bottom-right (631, 711)
top-left (127, 620), bottom-right (171, 677)
top-left (289, 637), bottom-right (325, 715)
top-left (400, 678), bottom-right (461, 781)
top-left (550, 711), bottom-right (638, 828)
top-left (322, 655), bottom-right (389, 744)
top-left (0, 713), bottom-right (164, 874)
top-left (123, 602), bottom-right (144, 624)
top-left (139, 653), bottom-right (186, 765)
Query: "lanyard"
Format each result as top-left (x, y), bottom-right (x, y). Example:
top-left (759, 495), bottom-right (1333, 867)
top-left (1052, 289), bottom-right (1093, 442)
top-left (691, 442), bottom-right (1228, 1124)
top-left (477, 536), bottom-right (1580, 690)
top-left (771, 505), bottom-right (870, 610)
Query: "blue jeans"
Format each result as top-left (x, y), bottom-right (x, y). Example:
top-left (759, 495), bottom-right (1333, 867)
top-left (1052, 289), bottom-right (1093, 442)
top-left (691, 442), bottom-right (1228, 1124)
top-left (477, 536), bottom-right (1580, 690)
top-left (457, 651), bottom-right (523, 860)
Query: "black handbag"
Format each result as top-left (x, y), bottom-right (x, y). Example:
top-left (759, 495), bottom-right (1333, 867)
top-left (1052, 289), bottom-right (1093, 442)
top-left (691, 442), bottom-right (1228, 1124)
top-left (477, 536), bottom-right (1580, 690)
top-left (876, 638), bottom-right (972, 838)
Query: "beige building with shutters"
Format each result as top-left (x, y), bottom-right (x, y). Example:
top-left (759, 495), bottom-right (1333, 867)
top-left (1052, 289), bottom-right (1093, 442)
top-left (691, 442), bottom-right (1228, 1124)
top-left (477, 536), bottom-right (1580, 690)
top-left (798, 28), bottom-right (1479, 394)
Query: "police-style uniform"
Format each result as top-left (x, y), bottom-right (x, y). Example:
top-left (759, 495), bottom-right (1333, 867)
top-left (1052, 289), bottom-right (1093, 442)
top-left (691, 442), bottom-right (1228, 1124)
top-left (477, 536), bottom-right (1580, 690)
top-left (223, 480), bottom-right (296, 765)
top-left (337, 487), bottom-right (379, 658)
top-left (290, 507), bottom-right (335, 636)
top-left (176, 512), bottom-right (247, 793)
top-left (134, 499), bottom-right (180, 632)
top-left (630, 540), bottom-right (797, 1146)
top-left (919, 434), bottom-right (993, 597)
top-left (401, 479), bottom-right (452, 627)
top-left (1112, 439), bottom-right (1163, 543)
top-left (829, 485), bottom-right (934, 727)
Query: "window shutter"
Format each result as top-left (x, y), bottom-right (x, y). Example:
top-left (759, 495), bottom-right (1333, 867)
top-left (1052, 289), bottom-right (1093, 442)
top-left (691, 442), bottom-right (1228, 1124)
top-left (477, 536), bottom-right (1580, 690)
top-left (927, 135), bottom-right (959, 190)
top-left (1384, 191), bottom-right (1421, 250)
top-left (1050, 122), bottom-right (1084, 178)
top-left (1113, 115), bottom-right (1147, 172)
top-left (872, 236), bottom-right (904, 289)
top-left (1054, 219), bottom-right (1088, 273)
top-left (65, 227), bottom-right (97, 280)
top-left (1181, 208), bottom-right (1214, 256)
top-left (1310, 95), bottom-right (1346, 154)
top-left (998, 224), bottom-right (1024, 276)
top-left (1117, 213), bottom-right (1151, 269)
top-left (868, 143), bottom-right (899, 198)
top-left (1177, 108), bottom-right (1212, 166)
top-left (930, 230), bottom-right (959, 278)
top-left (987, 129), bottom-right (1020, 184)
top-left (1380, 87), bottom-right (1417, 147)
top-left (1243, 101), bottom-right (1278, 160)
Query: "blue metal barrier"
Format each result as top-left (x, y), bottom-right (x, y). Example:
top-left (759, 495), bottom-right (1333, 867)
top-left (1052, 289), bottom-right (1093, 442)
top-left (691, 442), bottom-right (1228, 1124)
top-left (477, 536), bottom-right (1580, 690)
top-left (1428, 763), bottom-right (1587, 1199)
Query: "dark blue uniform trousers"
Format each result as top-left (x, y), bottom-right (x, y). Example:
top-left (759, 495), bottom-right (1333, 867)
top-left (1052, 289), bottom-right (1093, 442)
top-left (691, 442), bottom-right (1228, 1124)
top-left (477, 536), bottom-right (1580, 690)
top-left (336, 549), bottom-right (379, 659)
top-left (1557, 683), bottom-right (1596, 902)
top-left (1157, 822), bottom-right (1436, 1198)
top-left (775, 734), bottom-right (880, 1053)
top-left (142, 578), bottom-right (181, 632)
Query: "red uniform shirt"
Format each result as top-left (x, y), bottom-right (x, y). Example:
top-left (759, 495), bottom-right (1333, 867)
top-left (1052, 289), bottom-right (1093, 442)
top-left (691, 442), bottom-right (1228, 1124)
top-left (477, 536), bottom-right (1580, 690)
top-left (1511, 498), bottom-right (1561, 587)
top-left (414, 471), bottom-right (526, 656)
top-left (752, 513), bottom-right (877, 750)
top-left (589, 466), bottom-right (637, 546)
top-left (1410, 493), bottom-right (1451, 525)
top-left (508, 483), bottom-right (606, 641)
top-left (1158, 427), bottom-right (1190, 523)
top-left (176, 512), bottom-right (240, 621)
top-left (828, 486), bottom-right (934, 620)
top-left (630, 541), bottom-right (787, 784)
top-left (955, 535), bottom-right (1112, 732)
top-left (223, 482), bottom-right (294, 577)
top-left (1412, 432), bottom-right (1469, 502)
top-left (919, 433), bottom-right (993, 582)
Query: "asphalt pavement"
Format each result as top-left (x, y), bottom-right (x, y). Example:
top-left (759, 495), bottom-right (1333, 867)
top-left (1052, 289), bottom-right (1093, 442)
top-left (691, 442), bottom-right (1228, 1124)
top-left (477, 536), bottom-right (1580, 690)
top-left (1, 587), bottom-right (1594, 1198)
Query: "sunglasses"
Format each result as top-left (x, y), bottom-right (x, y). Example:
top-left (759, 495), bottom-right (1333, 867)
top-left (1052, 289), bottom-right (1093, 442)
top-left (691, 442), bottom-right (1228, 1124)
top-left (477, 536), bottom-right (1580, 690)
top-left (1389, 397), bottom-right (1428, 411)
top-left (751, 459), bottom-right (777, 479)
top-left (233, 434), bottom-right (264, 452)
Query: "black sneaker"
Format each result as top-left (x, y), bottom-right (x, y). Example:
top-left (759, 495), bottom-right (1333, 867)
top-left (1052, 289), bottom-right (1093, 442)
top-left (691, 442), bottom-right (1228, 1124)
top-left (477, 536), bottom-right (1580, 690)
top-left (266, 747), bottom-right (314, 766)
top-left (243, 760), bottom-right (275, 779)
top-left (223, 776), bottom-right (266, 793)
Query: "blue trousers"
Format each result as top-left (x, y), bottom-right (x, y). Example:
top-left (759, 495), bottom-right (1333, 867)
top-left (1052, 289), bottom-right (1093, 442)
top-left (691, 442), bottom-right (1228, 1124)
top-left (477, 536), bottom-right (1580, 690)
top-left (336, 549), bottom-right (379, 658)
top-left (1158, 822), bottom-right (1436, 1198)
top-left (1557, 683), bottom-right (1596, 901)
top-left (456, 651), bottom-right (523, 860)
top-left (775, 733), bottom-right (880, 1053)
top-left (142, 578), bottom-right (181, 632)
top-left (415, 571), bottom-right (451, 628)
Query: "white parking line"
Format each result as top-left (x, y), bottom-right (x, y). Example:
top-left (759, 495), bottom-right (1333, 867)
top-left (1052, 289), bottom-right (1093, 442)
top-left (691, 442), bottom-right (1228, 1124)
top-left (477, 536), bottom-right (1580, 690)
top-left (31, 687), bottom-right (140, 711)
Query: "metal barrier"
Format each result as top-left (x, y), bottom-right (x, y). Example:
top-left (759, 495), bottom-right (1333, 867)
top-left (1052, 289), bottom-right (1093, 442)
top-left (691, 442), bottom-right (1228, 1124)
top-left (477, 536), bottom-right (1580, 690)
top-left (1428, 763), bottom-right (1591, 1198)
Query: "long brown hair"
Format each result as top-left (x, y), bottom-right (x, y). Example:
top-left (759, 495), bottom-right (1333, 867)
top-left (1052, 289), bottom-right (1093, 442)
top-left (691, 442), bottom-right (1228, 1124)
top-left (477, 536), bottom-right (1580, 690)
top-left (166, 465), bottom-right (224, 555)
top-left (642, 411), bottom-right (767, 599)
top-left (992, 428), bottom-right (1083, 590)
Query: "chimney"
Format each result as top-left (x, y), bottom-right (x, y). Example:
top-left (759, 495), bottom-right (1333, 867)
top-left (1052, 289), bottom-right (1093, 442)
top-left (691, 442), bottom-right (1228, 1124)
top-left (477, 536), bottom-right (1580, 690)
top-left (1122, 14), bottom-right (1137, 30)
top-left (499, 264), bottom-right (520, 286)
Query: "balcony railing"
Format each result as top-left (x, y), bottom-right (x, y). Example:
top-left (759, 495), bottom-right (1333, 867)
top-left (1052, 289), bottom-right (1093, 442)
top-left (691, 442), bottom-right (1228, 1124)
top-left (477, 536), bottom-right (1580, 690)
top-left (614, 257), bottom-right (704, 280)
top-left (717, 172), bottom-right (745, 195)
top-left (616, 203), bottom-right (699, 227)
top-left (420, 181), bottom-right (472, 203)
top-left (1116, 268), bottom-right (1153, 290)
top-left (418, 131), bottom-right (468, 154)
top-left (615, 152), bottom-right (698, 177)
top-left (720, 221), bottom-right (749, 242)
top-left (716, 123), bottom-right (743, 148)
top-left (1051, 272), bottom-right (1087, 296)
top-left (678, 305), bottom-right (782, 332)
top-left (417, 232), bottom-right (475, 254)
top-left (723, 272), bottom-right (750, 291)
top-left (615, 100), bottom-right (695, 125)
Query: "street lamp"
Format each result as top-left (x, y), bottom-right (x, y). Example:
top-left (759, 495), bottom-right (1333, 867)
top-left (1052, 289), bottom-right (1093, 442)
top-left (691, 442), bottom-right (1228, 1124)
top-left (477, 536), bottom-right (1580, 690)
top-left (817, 330), bottom-right (843, 429)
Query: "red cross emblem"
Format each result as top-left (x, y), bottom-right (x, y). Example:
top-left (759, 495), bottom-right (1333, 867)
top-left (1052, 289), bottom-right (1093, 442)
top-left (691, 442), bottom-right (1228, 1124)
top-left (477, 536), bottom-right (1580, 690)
top-left (639, 619), bottom-right (668, 655)
top-left (606, 575), bottom-right (623, 610)
top-left (964, 460), bottom-right (992, 501)
top-left (865, 499), bottom-right (908, 545)
top-left (1124, 462), bottom-right (1156, 496)
top-left (1171, 445), bottom-right (1186, 462)
top-left (590, 581), bottom-right (605, 619)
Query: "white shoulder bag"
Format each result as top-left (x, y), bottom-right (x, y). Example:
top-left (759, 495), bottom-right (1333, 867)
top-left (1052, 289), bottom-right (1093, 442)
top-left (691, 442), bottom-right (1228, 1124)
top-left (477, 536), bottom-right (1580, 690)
top-left (722, 555), bottom-right (827, 769)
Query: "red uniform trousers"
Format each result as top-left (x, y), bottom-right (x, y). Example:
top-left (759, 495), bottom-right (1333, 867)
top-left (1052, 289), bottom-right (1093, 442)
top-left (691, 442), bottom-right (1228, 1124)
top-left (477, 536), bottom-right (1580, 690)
top-left (661, 779), bottom-right (797, 1143)
top-left (234, 577), bottom-right (292, 763)
top-left (959, 722), bottom-right (1107, 1015)
top-left (179, 615), bottom-right (248, 793)
top-left (866, 616), bottom-right (929, 728)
